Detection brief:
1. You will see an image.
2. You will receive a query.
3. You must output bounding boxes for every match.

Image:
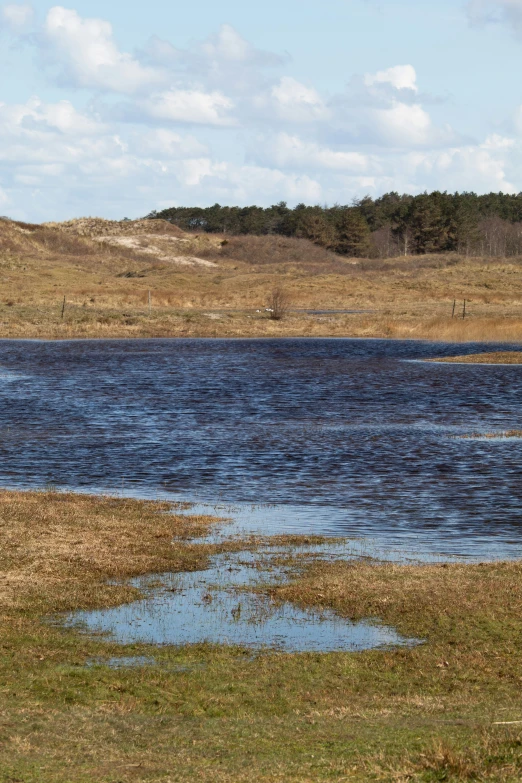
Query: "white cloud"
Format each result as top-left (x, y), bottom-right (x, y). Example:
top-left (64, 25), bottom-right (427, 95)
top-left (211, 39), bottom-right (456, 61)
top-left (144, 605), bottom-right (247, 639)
top-left (259, 132), bottom-right (373, 172)
top-left (181, 161), bottom-right (323, 203)
top-left (164, 155), bottom-right (323, 204)
top-left (1, 3), bottom-right (33, 31)
top-left (0, 96), bottom-right (104, 139)
top-left (139, 89), bottom-right (235, 126)
top-left (403, 139), bottom-right (517, 193)
top-left (142, 23), bottom-right (286, 96)
top-left (364, 65), bottom-right (418, 92)
top-left (2, 9), bottom-right (522, 221)
top-left (328, 65), bottom-right (457, 149)
top-left (467, 0), bottom-right (522, 36)
top-left (200, 23), bottom-right (280, 66)
top-left (371, 101), bottom-right (450, 147)
top-left (137, 129), bottom-right (208, 158)
top-left (253, 77), bottom-right (329, 124)
top-left (42, 6), bottom-right (165, 93)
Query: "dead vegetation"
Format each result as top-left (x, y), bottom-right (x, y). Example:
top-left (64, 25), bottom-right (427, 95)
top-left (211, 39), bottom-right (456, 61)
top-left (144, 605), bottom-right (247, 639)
top-left (43, 217), bottom-right (186, 238)
top-left (0, 490), bottom-right (224, 615)
top-left (431, 351), bottom-right (522, 364)
top-left (456, 429), bottom-right (522, 439)
top-left (2, 216), bottom-right (522, 340)
top-left (267, 286), bottom-right (292, 320)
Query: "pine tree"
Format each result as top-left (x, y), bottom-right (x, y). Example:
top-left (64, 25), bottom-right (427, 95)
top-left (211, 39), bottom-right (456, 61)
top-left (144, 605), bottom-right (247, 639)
top-left (334, 210), bottom-right (371, 257)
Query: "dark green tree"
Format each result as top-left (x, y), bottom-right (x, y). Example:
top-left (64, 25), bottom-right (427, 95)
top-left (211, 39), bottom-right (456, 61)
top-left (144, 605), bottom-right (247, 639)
top-left (334, 210), bottom-right (371, 257)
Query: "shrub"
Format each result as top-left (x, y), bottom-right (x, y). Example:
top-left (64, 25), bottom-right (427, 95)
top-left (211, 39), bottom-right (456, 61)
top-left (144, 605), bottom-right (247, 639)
top-left (267, 287), bottom-right (291, 320)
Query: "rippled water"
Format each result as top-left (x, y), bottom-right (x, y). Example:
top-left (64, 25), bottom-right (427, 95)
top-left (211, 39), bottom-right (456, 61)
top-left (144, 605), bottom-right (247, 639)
top-left (1, 337), bottom-right (522, 558)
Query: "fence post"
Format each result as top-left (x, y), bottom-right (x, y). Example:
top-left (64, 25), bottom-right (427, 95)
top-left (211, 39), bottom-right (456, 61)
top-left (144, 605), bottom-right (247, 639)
top-left (61, 296), bottom-right (66, 320)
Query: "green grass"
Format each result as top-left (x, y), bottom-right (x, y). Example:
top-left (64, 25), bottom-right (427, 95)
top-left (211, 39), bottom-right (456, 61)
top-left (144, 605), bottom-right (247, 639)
top-left (1, 490), bottom-right (522, 781)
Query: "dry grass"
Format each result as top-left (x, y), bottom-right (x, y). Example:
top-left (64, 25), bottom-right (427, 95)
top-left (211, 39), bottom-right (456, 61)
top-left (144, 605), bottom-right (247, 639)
top-left (430, 351), bottom-right (522, 364)
top-left (198, 233), bottom-right (349, 272)
top-left (456, 430), bottom-right (522, 439)
top-left (0, 490), bottom-right (225, 615)
top-left (264, 557), bottom-right (522, 778)
top-left (2, 217), bottom-right (522, 340)
top-left (2, 490), bottom-right (522, 780)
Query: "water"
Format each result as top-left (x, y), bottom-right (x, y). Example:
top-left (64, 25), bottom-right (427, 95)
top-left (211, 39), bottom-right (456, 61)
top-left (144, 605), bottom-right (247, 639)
top-left (66, 550), bottom-right (418, 652)
top-left (1, 338), bottom-right (522, 558)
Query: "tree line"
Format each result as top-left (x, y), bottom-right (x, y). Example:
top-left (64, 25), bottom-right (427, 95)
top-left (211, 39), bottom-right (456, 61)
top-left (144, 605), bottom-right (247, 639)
top-left (147, 191), bottom-right (522, 258)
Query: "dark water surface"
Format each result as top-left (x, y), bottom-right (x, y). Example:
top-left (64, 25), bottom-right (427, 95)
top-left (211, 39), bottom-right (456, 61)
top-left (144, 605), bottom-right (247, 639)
top-left (1, 337), bottom-right (522, 559)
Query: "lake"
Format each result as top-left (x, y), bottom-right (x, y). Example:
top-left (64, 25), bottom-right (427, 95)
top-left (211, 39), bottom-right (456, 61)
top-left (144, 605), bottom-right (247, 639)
top-left (1, 337), bottom-right (522, 559)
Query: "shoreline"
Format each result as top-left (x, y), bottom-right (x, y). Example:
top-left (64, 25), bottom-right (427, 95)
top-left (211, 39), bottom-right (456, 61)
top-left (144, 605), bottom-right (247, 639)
top-left (0, 332), bottom-right (522, 346)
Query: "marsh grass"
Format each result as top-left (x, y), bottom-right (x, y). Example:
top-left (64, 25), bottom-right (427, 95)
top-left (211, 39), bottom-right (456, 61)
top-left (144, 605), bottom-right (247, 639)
top-left (456, 430), bottom-right (522, 439)
top-left (2, 489), bottom-right (522, 780)
top-left (430, 351), bottom-right (522, 364)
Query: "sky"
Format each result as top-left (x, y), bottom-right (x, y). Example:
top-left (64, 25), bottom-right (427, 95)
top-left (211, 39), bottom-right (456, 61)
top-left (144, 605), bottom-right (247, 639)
top-left (2, 0), bottom-right (522, 221)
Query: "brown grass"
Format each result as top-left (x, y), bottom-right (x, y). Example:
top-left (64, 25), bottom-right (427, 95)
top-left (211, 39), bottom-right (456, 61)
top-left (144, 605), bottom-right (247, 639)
top-left (2, 218), bottom-right (522, 341)
top-left (198, 234), bottom-right (350, 272)
top-left (456, 430), bottom-right (522, 439)
top-left (2, 490), bottom-right (522, 780)
top-left (431, 351), bottom-right (522, 364)
top-left (0, 490), bottom-right (226, 615)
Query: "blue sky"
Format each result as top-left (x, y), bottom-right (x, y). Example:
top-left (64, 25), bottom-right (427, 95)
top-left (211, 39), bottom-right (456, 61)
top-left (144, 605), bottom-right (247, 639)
top-left (2, 0), bottom-right (522, 220)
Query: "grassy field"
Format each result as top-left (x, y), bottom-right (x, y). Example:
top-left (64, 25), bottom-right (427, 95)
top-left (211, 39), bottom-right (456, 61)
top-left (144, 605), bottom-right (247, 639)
top-left (2, 489), bottom-right (522, 782)
top-left (2, 217), bottom-right (522, 342)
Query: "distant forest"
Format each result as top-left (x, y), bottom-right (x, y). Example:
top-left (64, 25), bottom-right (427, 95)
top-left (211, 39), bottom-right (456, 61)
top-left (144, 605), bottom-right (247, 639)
top-left (148, 192), bottom-right (522, 258)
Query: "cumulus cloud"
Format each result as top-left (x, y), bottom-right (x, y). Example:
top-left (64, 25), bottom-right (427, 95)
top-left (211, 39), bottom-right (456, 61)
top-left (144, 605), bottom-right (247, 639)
top-left (403, 138), bottom-right (518, 194)
top-left (1, 3), bottom-right (33, 31)
top-left (41, 6), bottom-right (165, 93)
top-left (2, 7), bottom-right (522, 221)
top-left (328, 65), bottom-right (457, 149)
top-left (364, 64), bottom-right (418, 92)
top-left (178, 160), bottom-right (323, 203)
top-left (257, 132), bottom-right (374, 172)
top-left (370, 102), bottom-right (451, 147)
top-left (199, 23), bottom-right (284, 68)
top-left (0, 97), bottom-right (104, 140)
top-left (0, 97), bottom-right (115, 168)
top-left (142, 23), bottom-right (286, 95)
top-left (466, 0), bottom-right (522, 36)
top-left (137, 129), bottom-right (208, 159)
top-left (137, 89), bottom-right (235, 126)
top-left (252, 77), bottom-right (329, 124)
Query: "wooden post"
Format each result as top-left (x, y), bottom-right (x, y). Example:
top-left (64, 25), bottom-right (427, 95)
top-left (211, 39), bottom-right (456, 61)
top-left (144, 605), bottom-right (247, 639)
top-left (61, 296), bottom-right (66, 319)
top-left (452, 299), bottom-right (456, 318)
top-left (462, 299), bottom-right (466, 319)
top-left (148, 290), bottom-right (151, 316)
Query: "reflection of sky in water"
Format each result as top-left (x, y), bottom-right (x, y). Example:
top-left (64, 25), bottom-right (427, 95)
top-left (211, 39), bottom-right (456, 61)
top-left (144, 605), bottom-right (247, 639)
top-left (1, 337), bottom-right (522, 559)
top-left (66, 551), bottom-right (419, 652)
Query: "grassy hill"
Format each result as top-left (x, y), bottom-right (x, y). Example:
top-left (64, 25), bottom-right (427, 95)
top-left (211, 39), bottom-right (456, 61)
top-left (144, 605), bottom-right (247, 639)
top-left (1, 216), bottom-right (522, 341)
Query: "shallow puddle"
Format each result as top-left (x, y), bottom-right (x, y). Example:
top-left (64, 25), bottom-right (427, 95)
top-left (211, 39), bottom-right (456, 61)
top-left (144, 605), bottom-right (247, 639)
top-left (65, 551), bottom-right (418, 653)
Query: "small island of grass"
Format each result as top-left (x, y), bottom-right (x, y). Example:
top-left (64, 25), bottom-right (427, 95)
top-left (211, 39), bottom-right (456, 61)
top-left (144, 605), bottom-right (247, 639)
top-left (430, 351), bottom-right (522, 364)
